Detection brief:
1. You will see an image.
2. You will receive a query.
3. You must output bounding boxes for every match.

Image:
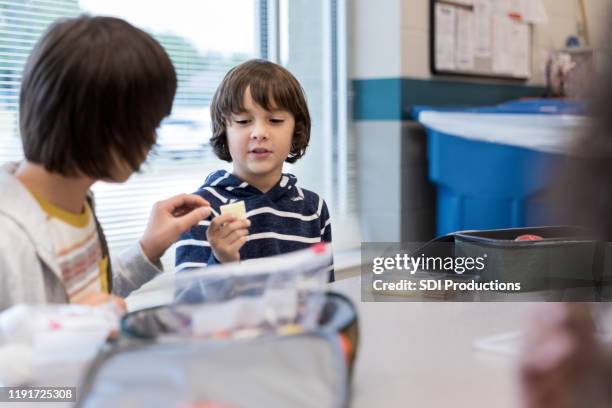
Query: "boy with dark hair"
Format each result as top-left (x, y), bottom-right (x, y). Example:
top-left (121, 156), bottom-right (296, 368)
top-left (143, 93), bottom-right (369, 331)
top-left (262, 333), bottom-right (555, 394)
top-left (175, 59), bottom-right (333, 280)
top-left (0, 16), bottom-right (211, 311)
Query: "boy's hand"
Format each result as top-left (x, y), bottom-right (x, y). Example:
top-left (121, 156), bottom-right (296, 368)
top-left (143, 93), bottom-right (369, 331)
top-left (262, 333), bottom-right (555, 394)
top-left (75, 292), bottom-right (127, 314)
top-left (207, 213), bottom-right (250, 263)
top-left (73, 292), bottom-right (125, 338)
top-left (140, 194), bottom-right (212, 264)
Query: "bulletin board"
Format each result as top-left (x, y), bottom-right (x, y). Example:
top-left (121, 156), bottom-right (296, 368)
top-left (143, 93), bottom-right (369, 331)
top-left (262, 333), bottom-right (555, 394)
top-left (430, 0), bottom-right (534, 80)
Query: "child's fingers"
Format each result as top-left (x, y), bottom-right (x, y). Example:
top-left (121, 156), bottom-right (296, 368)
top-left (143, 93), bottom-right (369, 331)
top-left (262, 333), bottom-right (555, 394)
top-left (175, 205), bottom-right (212, 231)
top-left (218, 219), bottom-right (250, 240)
top-left (163, 194), bottom-right (210, 212)
top-left (209, 214), bottom-right (237, 234)
top-left (77, 291), bottom-right (113, 306)
top-left (75, 292), bottom-right (127, 315)
top-left (111, 296), bottom-right (127, 314)
top-left (222, 228), bottom-right (249, 244)
top-left (226, 235), bottom-right (248, 254)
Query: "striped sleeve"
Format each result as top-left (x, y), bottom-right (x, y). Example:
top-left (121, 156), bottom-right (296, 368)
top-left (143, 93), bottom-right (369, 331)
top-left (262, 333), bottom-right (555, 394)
top-left (319, 200), bottom-right (334, 282)
top-left (174, 189), bottom-right (226, 272)
top-left (174, 222), bottom-right (215, 271)
top-left (320, 199), bottom-right (332, 243)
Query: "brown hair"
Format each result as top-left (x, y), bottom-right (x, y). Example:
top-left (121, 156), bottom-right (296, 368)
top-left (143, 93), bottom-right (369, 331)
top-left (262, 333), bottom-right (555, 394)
top-left (210, 59), bottom-right (310, 163)
top-left (19, 15), bottom-right (177, 178)
top-left (549, 9), bottom-right (612, 240)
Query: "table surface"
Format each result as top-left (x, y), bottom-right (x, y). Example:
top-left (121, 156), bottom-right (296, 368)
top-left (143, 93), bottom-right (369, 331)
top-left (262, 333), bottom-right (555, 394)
top-left (27, 272), bottom-right (537, 408)
top-left (330, 275), bottom-right (534, 408)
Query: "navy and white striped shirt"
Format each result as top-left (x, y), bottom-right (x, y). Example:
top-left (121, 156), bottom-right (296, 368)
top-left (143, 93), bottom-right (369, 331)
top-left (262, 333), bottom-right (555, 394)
top-left (175, 170), bottom-right (334, 281)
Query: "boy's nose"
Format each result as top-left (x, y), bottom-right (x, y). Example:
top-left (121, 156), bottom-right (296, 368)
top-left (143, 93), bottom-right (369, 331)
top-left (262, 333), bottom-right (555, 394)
top-left (250, 123), bottom-right (269, 140)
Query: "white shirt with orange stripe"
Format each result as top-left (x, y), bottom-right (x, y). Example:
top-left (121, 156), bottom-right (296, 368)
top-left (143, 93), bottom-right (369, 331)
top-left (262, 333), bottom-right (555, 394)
top-left (31, 192), bottom-right (110, 302)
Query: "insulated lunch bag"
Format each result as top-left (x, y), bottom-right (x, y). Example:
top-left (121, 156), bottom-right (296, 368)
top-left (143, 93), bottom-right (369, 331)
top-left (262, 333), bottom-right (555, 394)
top-left (76, 246), bottom-right (359, 408)
top-left (417, 226), bottom-right (609, 298)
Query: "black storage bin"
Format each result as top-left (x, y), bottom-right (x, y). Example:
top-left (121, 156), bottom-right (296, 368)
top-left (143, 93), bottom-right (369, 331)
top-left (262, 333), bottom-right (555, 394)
top-left (414, 226), bottom-right (608, 300)
top-left (453, 226), bottom-right (599, 293)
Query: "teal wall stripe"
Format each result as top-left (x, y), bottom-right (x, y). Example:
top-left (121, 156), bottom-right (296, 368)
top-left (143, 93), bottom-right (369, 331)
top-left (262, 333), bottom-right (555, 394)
top-left (352, 78), bottom-right (404, 121)
top-left (352, 78), bottom-right (547, 121)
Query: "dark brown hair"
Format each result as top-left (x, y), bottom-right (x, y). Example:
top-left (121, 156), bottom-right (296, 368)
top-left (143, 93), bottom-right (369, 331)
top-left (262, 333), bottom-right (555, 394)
top-left (550, 9), bottom-right (612, 240)
top-left (19, 15), bottom-right (177, 178)
top-left (210, 59), bottom-right (311, 163)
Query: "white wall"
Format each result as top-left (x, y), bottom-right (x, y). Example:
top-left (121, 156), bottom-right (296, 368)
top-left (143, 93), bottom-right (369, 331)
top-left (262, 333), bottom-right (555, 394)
top-left (349, 0), bottom-right (611, 242)
top-left (350, 0), bottom-right (402, 79)
top-left (584, 0), bottom-right (612, 50)
top-left (351, 0), bottom-right (611, 85)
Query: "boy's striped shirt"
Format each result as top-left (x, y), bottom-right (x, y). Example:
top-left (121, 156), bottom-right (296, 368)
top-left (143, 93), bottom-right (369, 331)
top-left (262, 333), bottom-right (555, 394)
top-left (175, 170), bottom-right (333, 281)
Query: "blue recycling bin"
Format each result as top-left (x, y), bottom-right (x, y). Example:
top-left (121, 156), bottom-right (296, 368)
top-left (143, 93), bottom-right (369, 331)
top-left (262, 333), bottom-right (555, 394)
top-left (416, 99), bottom-right (586, 236)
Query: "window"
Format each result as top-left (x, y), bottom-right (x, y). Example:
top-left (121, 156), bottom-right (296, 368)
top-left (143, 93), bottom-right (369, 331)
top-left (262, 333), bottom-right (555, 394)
top-left (0, 0), bottom-right (257, 268)
top-left (0, 0), bottom-right (80, 164)
top-left (272, 0), bottom-right (357, 250)
top-left (0, 0), bottom-right (356, 271)
top-left (80, 0), bottom-right (258, 267)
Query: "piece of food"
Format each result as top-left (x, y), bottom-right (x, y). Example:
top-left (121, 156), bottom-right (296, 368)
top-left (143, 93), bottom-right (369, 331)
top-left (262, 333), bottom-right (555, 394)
top-left (338, 333), bottom-right (353, 362)
top-left (220, 201), bottom-right (247, 219)
top-left (515, 234), bottom-right (544, 241)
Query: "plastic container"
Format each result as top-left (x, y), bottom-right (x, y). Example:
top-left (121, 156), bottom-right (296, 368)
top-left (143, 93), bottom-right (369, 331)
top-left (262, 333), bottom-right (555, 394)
top-left (412, 98), bottom-right (586, 117)
top-left (417, 100), bottom-right (588, 236)
top-left (413, 226), bottom-right (603, 301)
top-left (453, 226), bottom-right (598, 294)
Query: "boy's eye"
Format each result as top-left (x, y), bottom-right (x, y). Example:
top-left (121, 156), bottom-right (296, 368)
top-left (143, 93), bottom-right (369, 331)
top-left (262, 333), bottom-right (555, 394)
top-left (270, 118), bottom-right (285, 124)
top-left (233, 118), bottom-right (251, 125)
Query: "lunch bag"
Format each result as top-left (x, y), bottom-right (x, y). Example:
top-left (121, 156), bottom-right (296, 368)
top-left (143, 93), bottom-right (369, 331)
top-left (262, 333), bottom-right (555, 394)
top-left (77, 245), bottom-right (358, 408)
top-left (76, 292), bottom-right (358, 408)
top-left (416, 226), bottom-right (611, 298)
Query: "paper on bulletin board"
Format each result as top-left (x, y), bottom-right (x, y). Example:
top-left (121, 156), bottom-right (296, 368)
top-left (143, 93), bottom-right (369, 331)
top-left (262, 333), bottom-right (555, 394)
top-left (492, 14), bottom-right (513, 74)
top-left (520, 0), bottom-right (548, 24)
top-left (474, 0), bottom-right (492, 58)
top-left (446, 0), bottom-right (474, 5)
top-left (435, 3), bottom-right (457, 70)
top-left (511, 20), bottom-right (530, 77)
top-left (494, 0), bottom-right (511, 16)
top-left (494, 0), bottom-right (548, 24)
top-left (456, 8), bottom-right (475, 70)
